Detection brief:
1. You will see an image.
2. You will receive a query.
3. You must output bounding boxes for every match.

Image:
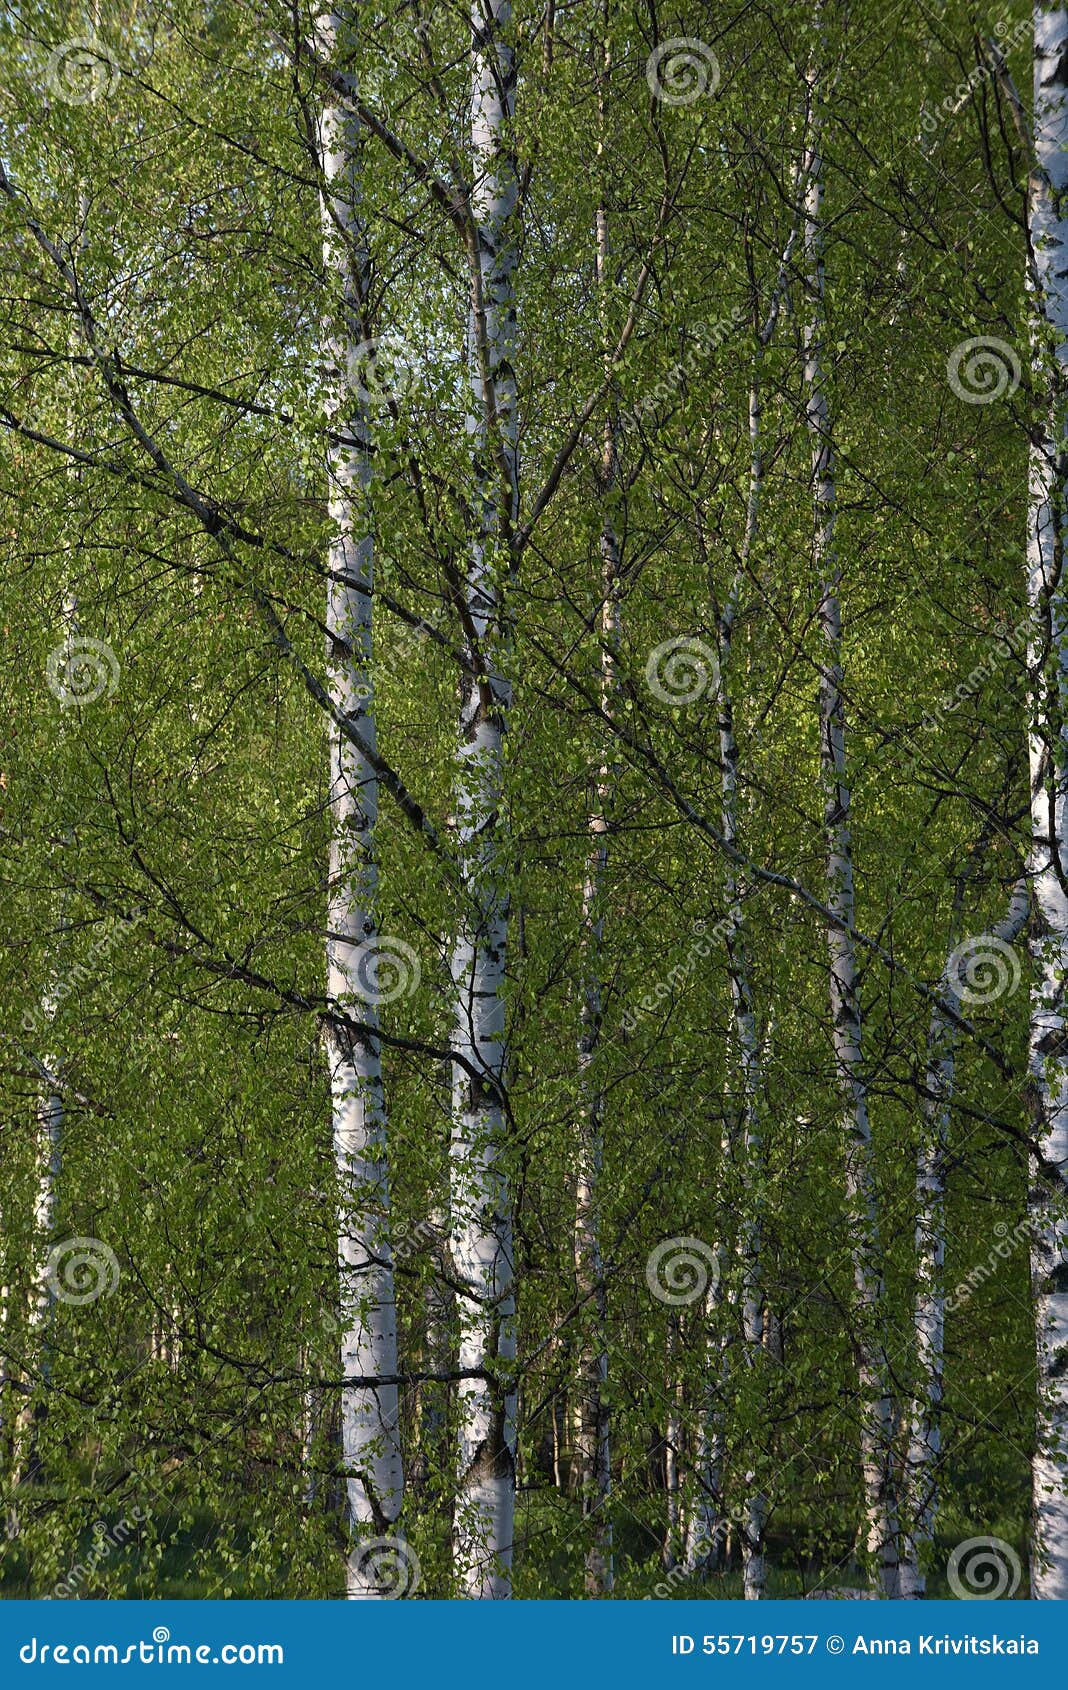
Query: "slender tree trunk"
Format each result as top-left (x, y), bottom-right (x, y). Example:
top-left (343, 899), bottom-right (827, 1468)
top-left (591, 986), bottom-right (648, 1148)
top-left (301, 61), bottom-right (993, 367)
top-left (413, 1202), bottom-right (450, 1519)
top-left (680, 166), bottom-right (802, 1587)
top-left (14, 596), bottom-right (76, 1498)
top-left (802, 92), bottom-right (898, 1599)
top-left (10, 1053), bottom-right (63, 1499)
top-left (316, 2), bottom-right (403, 1598)
top-left (682, 1293), bottom-right (728, 1575)
top-left (1027, 1), bottom-right (1068, 1603)
top-left (664, 1349), bottom-right (684, 1569)
top-left (899, 879), bottom-right (1029, 1598)
top-left (572, 8), bottom-right (616, 1597)
top-left (28, 1068), bottom-right (62, 1353)
top-left (572, 542), bottom-right (615, 1595)
top-left (899, 918), bottom-right (958, 1602)
top-left (449, 0), bottom-right (519, 1600)
top-left (301, 1357), bottom-right (321, 1511)
top-left (552, 1391), bottom-right (565, 1491)
top-left (726, 396), bottom-right (768, 1603)
top-left (683, 504), bottom-right (768, 1592)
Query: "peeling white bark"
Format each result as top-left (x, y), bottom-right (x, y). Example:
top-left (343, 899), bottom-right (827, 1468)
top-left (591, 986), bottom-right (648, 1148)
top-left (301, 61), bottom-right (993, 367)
top-left (728, 401), bottom-right (768, 1604)
top-left (11, 1039), bottom-right (64, 1496)
top-left (17, 598), bottom-right (77, 1492)
top-left (449, 0), bottom-right (519, 1600)
top-left (683, 472), bottom-right (767, 1593)
top-left (665, 1368), bottom-right (684, 1569)
top-left (30, 1049), bottom-right (62, 1353)
top-left (572, 501), bottom-right (616, 1596)
top-left (899, 879), bottom-right (1029, 1599)
top-left (1027, 1), bottom-right (1068, 1603)
top-left (682, 195), bottom-right (799, 1588)
top-left (572, 15), bottom-right (616, 1596)
top-left (682, 1305), bottom-right (729, 1576)
top-left (899, 930), bottom-right (957, 1603)
top-left (316, 3), bottom-right (403, 1598)
top-left (802, 95), bottom-right (897, 1599)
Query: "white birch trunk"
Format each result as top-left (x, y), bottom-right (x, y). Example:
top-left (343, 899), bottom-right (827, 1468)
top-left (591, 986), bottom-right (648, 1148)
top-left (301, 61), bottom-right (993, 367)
top-left (899, 880), bottom-right (1029, 1598)
top-left (29, 1061), bottom-right (62, 1353)
top-left (414, 1203), bottom-right (450, 1511)
top-left (680, 169), bottom-right (802, 1587)
top-left (1027, 1), bottom-right (1068, 1603)
top-left (899, 933), bottom-right (957, 1602)
top-left (316, 3), bottom-right (403, 1598)
top-left (572, 15), bottom-right (616, 1595)
top-left (683, 282), bottom-right (797, 1584)
top-left (687, 494), bottom-right (768, 1592)
top-left (449, 0), bottom-right (519, 1600)
top-left (682, 1297), bottom-right (729, 1575)
top-left (10, 1047), bottom-right (64, 1498)
top-left (16, 595), bottom-right (77, 1493)
top-left (729, 391), bottom-right (769, 1603)
top-left (665, 1369), bottom-right (683, 1570)
top-left (301, 1362), bottom-right (322, 1511)
top-left (572, 516), bottom-right (615, 1594)
top-left (802, 104), bottom-right (898, 1599)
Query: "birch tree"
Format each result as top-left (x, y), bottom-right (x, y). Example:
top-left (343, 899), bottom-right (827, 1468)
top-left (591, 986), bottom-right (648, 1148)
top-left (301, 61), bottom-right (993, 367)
top-left (316, 1), bottom-right (404, 1597)
top-left (900, 873), bottom-right (1029, 1598)
top-left (0, 0), bottom-right (1058, 1601)
top-left (801, 56), bottom-right (898, 1598)
top-left (1025, 0), bottom-right (1068, 1603)
top-left (571, 2), bottom-right (617, 1598)
top-left (448, 0), bottom-right (519, 1600)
